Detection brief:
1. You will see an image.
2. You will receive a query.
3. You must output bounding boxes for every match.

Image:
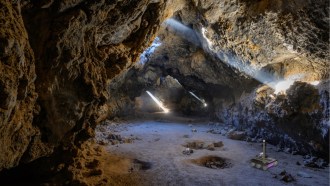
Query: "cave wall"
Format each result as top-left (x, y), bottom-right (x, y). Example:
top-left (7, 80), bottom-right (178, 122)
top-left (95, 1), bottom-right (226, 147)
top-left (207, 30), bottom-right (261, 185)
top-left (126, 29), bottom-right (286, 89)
top-left (192, 0), bottom-right (329, 80)
top-left (0, 0), bottom-right (329, 172)
top-left (0, 1), bottom-right (38, 170)
top-left (219, 82), bottom-right (329, 159)
top-left (104, 0), bottom-right (329, 159)
top-left (0, 0), bottom-right (181, 171)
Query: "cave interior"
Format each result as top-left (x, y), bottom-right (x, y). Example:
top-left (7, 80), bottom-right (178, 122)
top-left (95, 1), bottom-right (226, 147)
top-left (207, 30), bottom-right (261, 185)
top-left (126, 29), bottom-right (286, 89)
top-left (0, 0), bottom-right (329, 185)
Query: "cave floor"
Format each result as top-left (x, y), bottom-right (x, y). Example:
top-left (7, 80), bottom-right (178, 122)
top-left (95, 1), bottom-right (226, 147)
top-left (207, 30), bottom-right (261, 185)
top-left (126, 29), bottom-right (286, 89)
top-left (97, 117), bottom-right (329, 186)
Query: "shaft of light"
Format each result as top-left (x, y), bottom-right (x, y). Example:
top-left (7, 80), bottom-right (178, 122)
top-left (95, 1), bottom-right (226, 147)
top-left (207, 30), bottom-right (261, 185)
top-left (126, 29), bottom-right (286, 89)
top-left (189, 91), bottom-right (207, 107)
top-left (189, 91), bottom-right (202, 102)
top-left (146, 91), bottom-right (169, 113)
top-left (163, 19), bottom-right (201, 47)
top-left (200, 28), bottom-right (277, 88)
top-left (201, 27), bottom-right (213, 50)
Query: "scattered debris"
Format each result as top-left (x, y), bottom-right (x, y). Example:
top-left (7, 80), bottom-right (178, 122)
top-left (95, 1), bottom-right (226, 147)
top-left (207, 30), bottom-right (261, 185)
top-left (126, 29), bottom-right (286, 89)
top-left (191, 156), bottom-right (232, 169)
top-left (183, 134), bottom-right (190, 138)
top-left (96, 133), bottom-right (136, 146)
top-left (184, 140), bottom-right (224, 151)
top-left (227, 130), bottom-right (246, 140)
top-left (184, 140), bottom-right (205, 149)
top-left (182, 148), bottom-right (194, 155)
top-left (213, 141), bottom-right (224, 147)
top-left (191, 128), bottom-right (197, 132)
top-left (279, 170), bottom-right (295, 182)
top-left (296, 161), bottom-right (301, 166)
top-left (303, 156), bottom-right (327, 169)
top-left (207, 144), bottom-right (215, 151)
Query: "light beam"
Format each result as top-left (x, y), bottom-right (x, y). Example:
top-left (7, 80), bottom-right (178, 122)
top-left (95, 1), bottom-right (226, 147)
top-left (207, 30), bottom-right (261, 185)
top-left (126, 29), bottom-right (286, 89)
top-left (273, 74), bottom-right (305, 94)
top-left (163, 19), bottom-right (201, 46)
top-left (189, 91), bottom-right (207, 107)
top-left (146, 91), bottom-right (169, 113)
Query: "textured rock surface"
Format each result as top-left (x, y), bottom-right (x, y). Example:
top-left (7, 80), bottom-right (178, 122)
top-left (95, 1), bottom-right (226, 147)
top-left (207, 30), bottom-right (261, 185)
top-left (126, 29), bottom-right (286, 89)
top-left (195, 0), bottom-right (329, 81)
top-left (0, 0), bottom-right (175, 171)
top-left (0, 1), bottom-right (39, 170)
top-left (104, 0), bottom-right (329, 159)
top-left (0, 0), bottom-right (329, 176)
top-left (220, 82), bottom-right (329, 159)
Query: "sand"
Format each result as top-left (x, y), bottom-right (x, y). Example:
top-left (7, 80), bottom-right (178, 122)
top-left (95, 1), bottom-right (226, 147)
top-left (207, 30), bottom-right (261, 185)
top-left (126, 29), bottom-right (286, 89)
top-left (96, 118), bottom-right (329, 186)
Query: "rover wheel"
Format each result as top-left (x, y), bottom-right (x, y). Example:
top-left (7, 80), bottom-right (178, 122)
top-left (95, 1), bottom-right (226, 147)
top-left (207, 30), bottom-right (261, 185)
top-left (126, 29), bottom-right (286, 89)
top-left (251, 162), bottom-right (256, 167)
top-left (262, 166), bottom-right (267, 170)
top-left (256, 164), bottom-right (261, 169)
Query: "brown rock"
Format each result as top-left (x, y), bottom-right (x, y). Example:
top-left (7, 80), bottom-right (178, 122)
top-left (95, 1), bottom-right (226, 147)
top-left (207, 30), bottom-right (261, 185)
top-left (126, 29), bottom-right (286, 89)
top-left (227, 131), bottom-right (246, 141)
top-left (213, 141), bottom-right (224, 148)
top-left (0, 1), bottom-right (38, 170)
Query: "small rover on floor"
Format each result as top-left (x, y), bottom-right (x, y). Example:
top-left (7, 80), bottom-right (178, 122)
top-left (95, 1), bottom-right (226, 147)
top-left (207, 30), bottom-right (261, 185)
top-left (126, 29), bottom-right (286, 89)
top-left (250, 140), bottom-right (278, 170)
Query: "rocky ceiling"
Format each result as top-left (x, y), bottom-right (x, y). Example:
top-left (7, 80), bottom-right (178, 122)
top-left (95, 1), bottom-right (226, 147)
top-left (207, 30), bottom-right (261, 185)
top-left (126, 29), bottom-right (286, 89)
top-left (0, 0), bottom-right (329, 175)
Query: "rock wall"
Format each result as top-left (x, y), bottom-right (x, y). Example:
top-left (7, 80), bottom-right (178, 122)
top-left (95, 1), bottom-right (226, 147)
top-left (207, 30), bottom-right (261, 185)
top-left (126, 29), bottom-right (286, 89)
top-left (0, 1), bottom-right (38, 170)
top-left (104, 0), bottom-right (329, 159)
top-left (218, 82), bottom-right (329, 160)
top-left (0, 0), bottom-right (176, 171)
top-left (0, 0), bottom-right (329, 172)
top-left (193, 0), bottom-right (329, 80)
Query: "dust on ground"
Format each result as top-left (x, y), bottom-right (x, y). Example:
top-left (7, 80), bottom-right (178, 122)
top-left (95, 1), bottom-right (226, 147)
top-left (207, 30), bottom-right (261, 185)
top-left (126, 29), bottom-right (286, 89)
top-left (93, 117), bottom-right (329, 186)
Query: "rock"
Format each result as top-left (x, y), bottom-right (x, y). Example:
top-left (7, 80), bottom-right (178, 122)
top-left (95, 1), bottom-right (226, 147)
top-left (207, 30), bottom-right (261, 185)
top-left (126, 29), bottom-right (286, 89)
top-left (303, 156), bottom-right (327, 168)
top-left (220, 129), bottom-right (227, 135)
top-left (0, 0), bottom-right (174, 172)
top-left (207, 144), bottom-right (215, 151)
top-left (184, 141), bottom-right (205, 149)
top-left (0, 1), bottom-right (38, 170)
top-left (96, 0), bottom-right (329, 165)
top-left (85, 160), bottom-right (100, 169)
top-left (0, 0), bottom-right (329, 179)
top-left (279, 170), bottom-right (295, 183)
top-left (284, 148), bottom-right (292, 154)
top-left (124, 138), bottom-right (133, 143)
top-left (182, 148), bottom-right (193, 155)
top-left (97, 140), bottom-right (108, 146)
top-left (88, 169), bottom-right (103, 176)
top-left (111, 140), bottom-right (120, 145)
top-left (213, 141), bottom-right (224, 148)
top-left (227, 131), bottom-right (246, 141)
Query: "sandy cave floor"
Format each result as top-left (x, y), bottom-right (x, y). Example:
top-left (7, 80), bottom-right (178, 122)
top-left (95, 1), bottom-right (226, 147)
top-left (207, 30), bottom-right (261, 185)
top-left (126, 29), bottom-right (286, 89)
top-left (95, 117), bottom-right (329, 186)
